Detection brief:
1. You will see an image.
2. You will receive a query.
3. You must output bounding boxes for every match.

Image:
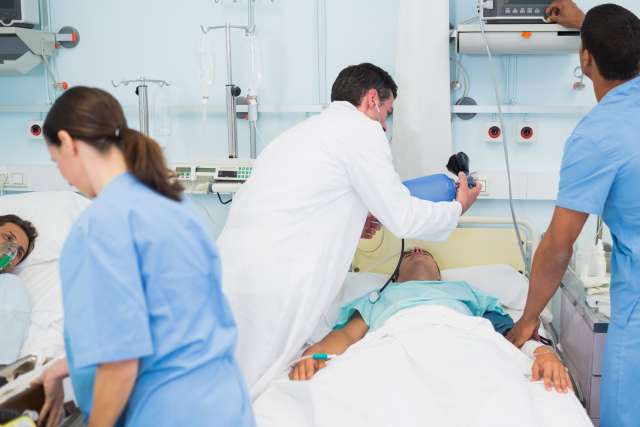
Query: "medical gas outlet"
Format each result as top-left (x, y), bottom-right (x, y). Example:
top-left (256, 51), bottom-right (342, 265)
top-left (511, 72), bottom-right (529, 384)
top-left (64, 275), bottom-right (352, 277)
top-left (517, 122), bottom-right (536, 143)
top-left (27, 121), bottom-right (43, 140)
top-left (486, 122), bottom-right (503, 143)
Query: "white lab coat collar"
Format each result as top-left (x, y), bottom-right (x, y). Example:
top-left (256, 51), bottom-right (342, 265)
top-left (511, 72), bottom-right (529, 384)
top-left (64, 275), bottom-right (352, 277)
top-left (327, 100), bottom-right (358, 111)
top-left (326, 101), bottom-right (379, 126)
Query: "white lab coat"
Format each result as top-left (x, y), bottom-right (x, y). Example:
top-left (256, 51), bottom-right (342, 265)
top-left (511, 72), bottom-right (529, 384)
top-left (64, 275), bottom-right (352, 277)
top-left (217, 101), bottom-right (461, 399)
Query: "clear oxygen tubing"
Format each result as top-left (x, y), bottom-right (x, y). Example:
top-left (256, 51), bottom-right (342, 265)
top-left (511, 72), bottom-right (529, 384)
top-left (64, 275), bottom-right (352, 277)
top-left (477, 2), bottom-right (528, 269)
top-left (451, 56), bottom-right (471, 99)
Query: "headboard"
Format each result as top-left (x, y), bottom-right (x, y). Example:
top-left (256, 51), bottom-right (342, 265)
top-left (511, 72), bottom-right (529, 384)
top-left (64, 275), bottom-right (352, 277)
top-left (352, 216), bottom-right (538, 275)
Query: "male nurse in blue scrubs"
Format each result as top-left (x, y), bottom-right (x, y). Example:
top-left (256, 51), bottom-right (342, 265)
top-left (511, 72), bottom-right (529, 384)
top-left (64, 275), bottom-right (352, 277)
top-left (507, 2), bottom-right (640, 426)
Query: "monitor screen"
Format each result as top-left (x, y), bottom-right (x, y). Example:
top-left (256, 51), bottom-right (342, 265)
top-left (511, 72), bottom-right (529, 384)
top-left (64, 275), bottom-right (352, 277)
top-left (505, 0), bottom-right (549, 4)
top-left (0, 0), bottom-right (16, 10)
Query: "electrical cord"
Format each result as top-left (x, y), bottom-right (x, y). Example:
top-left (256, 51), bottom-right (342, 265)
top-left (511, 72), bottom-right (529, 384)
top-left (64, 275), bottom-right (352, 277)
top-left (217, 192), bottom-right (233, 205)
top-left (378, 238), bottom-right (405, 296)
top-left (192, 198), bottom-right (217, 229)
top-left (451, 56), bottom-right (471, 99)
top-left (477, 4), bottom-right (528, 270)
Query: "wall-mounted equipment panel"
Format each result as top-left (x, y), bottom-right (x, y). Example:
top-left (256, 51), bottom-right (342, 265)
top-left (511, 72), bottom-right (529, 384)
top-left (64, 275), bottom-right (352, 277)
top-left (0, 26), bottom-right (78, 75)
top-left (455, 23), bottom-right (580, 55)
top-left (0, 0), bottom-right (39, 28)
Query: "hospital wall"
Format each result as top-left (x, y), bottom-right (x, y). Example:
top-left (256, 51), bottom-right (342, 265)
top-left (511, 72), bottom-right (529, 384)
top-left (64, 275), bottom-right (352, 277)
top-left (1, 0), bottom-right (635, 242)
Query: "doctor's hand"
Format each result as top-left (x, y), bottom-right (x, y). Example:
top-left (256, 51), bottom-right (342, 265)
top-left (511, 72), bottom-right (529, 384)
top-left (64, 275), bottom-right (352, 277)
top-left (545, 0), bottom-right (585, 29)
top-left (361, 213), bottom-right (382, 239)
top-left (456, 173), bottom-right (482, 215)
top-left (289, 346), bottom-right (327, 381)
top-left (531, 347), bottom-right (574, 393)
top-left (507, 317), bottom-right (541, 348)
top-left (32, 358), bottom-right (69, 427)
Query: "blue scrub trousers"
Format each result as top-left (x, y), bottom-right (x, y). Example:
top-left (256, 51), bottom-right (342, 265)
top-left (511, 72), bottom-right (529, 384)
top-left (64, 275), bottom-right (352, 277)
top-left (601, 300), bottom-right (640, 427)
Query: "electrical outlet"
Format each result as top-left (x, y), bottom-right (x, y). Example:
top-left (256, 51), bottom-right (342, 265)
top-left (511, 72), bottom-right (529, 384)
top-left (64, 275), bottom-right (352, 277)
top-left (27, 121), bottom-right (43, 140)
top-left (485, 122), bottom-right (503, 143)
top-left (517, 122), bottom-right (536, 143)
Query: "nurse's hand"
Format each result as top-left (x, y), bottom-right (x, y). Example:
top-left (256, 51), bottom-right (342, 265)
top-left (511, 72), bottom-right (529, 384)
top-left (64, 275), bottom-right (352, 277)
top-left (361, 214), bottom-right (382, 239)
top-left (545, 0), bottom-right (585, 29)
top-left (289, 347), bottom-right (327, 381)
top-left (456, 173), bottom-right (482, 215)
top-left (507, 317), bottom-right (540, 348)
top-left (531, 347), bottom-right (574, 393)
top-left (31, 358), bottom-right (69, 427)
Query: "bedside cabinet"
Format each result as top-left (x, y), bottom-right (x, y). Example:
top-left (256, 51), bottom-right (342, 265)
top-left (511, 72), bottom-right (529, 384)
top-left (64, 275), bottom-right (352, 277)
top-left (558, 270), bottom-right (609, 427)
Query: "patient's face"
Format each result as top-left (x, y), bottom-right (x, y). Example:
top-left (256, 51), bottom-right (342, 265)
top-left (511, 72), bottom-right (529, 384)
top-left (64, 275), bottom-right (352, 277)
top-left (396, 248), bottom-right (441, 283)
top-left (0, 223), bottom-right (29, 268)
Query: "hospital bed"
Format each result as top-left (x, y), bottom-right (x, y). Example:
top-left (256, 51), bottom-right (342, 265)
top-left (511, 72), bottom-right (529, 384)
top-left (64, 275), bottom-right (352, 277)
top-left (0, 192), bottom-right (89, 365)
top-left (254, 217), bottom-right (593, 427)
top-left (0, 192), bottom-right (89, 426)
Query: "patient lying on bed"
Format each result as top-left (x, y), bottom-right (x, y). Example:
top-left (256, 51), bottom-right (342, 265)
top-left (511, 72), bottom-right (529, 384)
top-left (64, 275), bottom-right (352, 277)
top-left (290, 248), bottom-right (572, 393)
top-left (0, 215), bottom-right (38, 364)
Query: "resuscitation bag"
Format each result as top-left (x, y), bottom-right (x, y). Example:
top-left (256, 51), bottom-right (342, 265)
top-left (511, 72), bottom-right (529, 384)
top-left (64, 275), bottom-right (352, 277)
top-left (403, 174), bottom-right (457, 202)
top-left (402, 152), bottom-right (476, 202)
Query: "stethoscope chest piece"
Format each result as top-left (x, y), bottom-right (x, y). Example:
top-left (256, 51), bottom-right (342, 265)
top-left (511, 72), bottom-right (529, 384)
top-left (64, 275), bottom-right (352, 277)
top-left (368, 291), bottom-right (381, 304)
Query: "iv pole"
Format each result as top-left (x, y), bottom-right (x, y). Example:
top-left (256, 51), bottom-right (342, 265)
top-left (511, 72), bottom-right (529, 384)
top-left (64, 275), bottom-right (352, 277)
top-left (201, 0), bottom-right (258, 159)
top-left (112, 77), bottom-right (171, 135)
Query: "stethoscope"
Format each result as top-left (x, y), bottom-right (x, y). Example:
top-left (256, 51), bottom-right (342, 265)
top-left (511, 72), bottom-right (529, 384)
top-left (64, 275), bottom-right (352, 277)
top-left (368, 238), bottom-right (405, 304)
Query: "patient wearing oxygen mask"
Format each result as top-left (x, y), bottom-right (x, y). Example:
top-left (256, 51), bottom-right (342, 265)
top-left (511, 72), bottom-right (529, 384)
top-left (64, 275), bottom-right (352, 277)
top-left (290, 248), bottom-right (572, 393)
top-left (0, 215), bottom-right (38, 365)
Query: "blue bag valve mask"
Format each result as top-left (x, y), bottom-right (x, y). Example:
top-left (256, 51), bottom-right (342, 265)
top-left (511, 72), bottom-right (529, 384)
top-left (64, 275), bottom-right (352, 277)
top-left (402, 152), bottom-right (476, 202)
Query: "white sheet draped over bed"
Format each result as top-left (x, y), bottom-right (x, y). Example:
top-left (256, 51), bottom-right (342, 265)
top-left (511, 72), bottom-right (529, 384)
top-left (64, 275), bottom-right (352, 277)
top-left (254, 306), bottom-right (592, 427)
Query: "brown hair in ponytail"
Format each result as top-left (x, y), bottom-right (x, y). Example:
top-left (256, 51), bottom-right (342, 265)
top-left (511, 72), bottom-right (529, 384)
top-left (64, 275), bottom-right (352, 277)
top-left (43, 86), bottom-right (183, 201)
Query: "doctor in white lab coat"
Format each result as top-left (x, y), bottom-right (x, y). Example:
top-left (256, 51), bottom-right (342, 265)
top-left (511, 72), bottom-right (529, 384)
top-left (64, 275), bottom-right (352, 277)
top-left (218, 63), bottom-right (481, 398)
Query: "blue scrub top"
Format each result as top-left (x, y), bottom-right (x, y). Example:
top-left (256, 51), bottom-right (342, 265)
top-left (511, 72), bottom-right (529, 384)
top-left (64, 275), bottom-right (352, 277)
top-left (60, 173), bottom-right (254, 427)
top-left (557, 76), bottom-right (640, 327)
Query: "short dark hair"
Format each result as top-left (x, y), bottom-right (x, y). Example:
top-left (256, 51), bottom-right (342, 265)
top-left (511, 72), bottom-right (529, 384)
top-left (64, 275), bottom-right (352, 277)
top-left (582, 4), bottom-right (640, 81)
top-left (331, 63), bottom-right (398, 107)
top-left (0, 215), bottom-right (38, 264)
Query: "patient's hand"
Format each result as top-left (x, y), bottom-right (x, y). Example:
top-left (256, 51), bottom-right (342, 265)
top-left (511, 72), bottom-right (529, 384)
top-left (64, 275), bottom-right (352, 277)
top-left (531, 347), bottom-right (573, 393)
top-left (32, 358), bottom-right (69, 427)
top-left (289, 313), bottom-right (369, 381)
top-left (289, 345), bottom-right (328, 381)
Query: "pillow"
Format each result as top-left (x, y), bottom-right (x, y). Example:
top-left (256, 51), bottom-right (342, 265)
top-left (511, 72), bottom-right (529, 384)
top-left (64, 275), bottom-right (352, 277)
top-left (0, 191), bottom-right (91, 267)
top-left (0, 191), bottom-right (91, 359)
top-left (441, 264), bottom-right (528, 310)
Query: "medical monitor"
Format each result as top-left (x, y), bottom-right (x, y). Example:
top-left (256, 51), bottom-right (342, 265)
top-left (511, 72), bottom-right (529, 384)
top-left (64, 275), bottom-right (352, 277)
top-left (482, 0), bottom-right (551, 24)
top-left (0, 0), bottom-right (39, 28)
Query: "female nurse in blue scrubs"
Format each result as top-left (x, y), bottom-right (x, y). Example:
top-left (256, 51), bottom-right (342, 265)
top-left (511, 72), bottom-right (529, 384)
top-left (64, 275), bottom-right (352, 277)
top-left (32, 87), bottom-right (254, 427)
top-left (508, 3), bottom-right (640, 426)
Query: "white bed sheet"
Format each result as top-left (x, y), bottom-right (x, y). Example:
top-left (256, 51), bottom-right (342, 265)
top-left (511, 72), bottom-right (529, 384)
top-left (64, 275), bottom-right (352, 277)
top-left (255, 306), bottom-right (592, 427)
